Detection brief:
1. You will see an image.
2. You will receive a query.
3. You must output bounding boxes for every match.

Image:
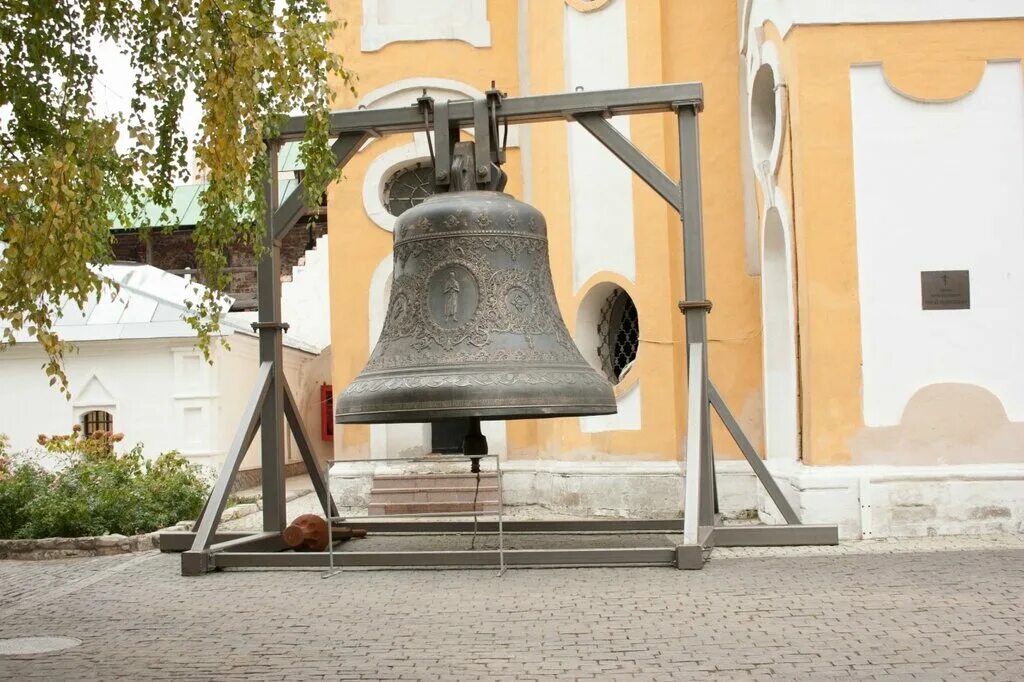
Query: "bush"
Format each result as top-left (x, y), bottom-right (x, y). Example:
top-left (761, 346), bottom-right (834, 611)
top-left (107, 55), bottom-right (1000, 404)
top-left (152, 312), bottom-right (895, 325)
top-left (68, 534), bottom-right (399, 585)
top-left (0, 429), bottom-right (210, 540)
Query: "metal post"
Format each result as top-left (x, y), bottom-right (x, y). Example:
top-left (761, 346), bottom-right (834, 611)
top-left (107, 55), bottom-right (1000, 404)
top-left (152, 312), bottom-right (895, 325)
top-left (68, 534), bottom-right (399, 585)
top-left (675, 105), bottom-right (716, 529)
top-left (682, 342), bottom-right (704, 546)
top-left (323, 457), bottom-right (336, 579)
top-left (258, 141), bottom-right (287, 532)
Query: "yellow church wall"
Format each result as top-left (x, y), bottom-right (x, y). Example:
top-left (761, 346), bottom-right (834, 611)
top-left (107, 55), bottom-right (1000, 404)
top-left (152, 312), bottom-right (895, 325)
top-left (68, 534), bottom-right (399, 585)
top-left (760, 18), bottom-right (1024, 465)
top-left (661, 0), bottom-right (765, 459)
top-left (324, 0), bottom-right (766, 463)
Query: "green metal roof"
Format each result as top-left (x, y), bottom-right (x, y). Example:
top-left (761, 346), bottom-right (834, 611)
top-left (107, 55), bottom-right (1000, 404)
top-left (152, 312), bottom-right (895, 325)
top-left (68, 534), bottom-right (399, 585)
top-left (112, 178), bottom-right (303, 231)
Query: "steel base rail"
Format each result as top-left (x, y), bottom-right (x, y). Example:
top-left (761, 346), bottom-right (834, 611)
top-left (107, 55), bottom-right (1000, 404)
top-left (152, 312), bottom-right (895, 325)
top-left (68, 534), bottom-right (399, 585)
top-left (168, 80), bottom-right (838, 577)
top-left (169, 521), bottom-right (837, 573)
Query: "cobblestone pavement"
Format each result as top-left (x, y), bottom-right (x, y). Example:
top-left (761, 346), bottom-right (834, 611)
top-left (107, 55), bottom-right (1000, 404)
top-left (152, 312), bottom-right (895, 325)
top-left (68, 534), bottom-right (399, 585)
top-left (1, 537), bottom-right (1022, 680)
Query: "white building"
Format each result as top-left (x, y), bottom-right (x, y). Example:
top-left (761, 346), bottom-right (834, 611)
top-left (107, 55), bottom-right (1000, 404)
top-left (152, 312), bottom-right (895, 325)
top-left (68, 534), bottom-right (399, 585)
top-left (0, 263), bottom-right (333, 481)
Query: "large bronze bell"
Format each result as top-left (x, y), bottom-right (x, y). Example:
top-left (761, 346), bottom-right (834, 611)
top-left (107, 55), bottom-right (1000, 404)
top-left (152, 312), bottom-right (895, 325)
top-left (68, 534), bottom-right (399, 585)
top-left (336, 149), bottom-right (616, 426)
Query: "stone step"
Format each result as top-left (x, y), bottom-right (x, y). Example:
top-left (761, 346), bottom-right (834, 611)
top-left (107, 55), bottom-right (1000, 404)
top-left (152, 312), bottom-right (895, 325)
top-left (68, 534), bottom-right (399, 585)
top-left (368, 501), bottom-right (501, 516)
top-left (369, 486), bottom-right (499, 505)
top-left (372, 473), bottom-right (498, 490)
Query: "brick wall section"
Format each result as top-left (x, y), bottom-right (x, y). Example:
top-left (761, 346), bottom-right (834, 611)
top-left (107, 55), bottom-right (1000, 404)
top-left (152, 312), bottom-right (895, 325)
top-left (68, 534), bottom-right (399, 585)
top-left (111, 223), bottom-right (326, 307)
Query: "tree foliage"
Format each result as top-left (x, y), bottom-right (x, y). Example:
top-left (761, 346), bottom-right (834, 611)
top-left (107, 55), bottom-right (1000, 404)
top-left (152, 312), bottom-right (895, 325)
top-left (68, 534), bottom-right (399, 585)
top-left (0, 0), bottom-right (354, 394)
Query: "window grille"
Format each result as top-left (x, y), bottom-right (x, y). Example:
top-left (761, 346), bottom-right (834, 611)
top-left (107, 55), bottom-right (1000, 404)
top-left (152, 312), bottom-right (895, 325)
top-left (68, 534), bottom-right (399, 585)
top-left (382, 162), bottom-right (435, 217)
top-left (82, 410), bottom-right (113, 437)
top-left (596, 288), bottom-right (640, 384)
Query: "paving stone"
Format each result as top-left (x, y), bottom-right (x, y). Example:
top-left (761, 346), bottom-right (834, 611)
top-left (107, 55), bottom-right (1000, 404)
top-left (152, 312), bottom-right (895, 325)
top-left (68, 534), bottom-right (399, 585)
top-left (0, 543), bottom-right (1021, 679)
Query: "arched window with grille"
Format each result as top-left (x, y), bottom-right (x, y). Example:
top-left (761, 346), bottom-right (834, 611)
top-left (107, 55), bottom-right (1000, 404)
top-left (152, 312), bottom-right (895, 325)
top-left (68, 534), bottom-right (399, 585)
top-left (382, 161), bottom-right (435, 217)
top-left (596, 288), bottom-right (640, 384)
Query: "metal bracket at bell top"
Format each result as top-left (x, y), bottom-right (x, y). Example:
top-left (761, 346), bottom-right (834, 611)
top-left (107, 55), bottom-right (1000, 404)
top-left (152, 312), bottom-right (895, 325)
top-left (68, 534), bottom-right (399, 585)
top-left (425, 83), bottom-right (508, 195)
top-left (449, 142), bottom-right (507, 193)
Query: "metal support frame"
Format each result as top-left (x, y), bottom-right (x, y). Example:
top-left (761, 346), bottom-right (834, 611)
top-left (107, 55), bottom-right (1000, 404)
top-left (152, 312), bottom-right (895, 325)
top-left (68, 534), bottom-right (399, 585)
top-left (165, 81), bottom-right (837, 576)
top-left (323, 454), bottom-right (505, 579)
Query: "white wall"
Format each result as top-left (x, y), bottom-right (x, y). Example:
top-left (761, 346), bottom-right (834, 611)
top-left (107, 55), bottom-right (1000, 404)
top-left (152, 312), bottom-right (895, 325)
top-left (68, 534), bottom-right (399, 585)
top-left (280, 234), bottom-right (332, 351)
top-left (214, 335), bottom-right (320, 472)
top-left (564, 0), bottom-right (635, 292)
top-left (1, 339), bottom-right (191, 459)
top-left (850, 61), bottom-right (1024, 426)
top-left (0, 334), bottom-right (323, 477)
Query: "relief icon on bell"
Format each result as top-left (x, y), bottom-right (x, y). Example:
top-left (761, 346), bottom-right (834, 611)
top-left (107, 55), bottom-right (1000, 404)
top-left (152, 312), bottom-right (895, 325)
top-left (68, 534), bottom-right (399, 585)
top-left (336, 188), bottom-right (618, 424)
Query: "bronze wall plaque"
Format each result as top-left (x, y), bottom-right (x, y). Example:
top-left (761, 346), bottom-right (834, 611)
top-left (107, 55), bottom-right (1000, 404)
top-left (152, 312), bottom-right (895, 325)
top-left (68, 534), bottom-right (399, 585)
top-left (921, 270), bottom-right (970, 310)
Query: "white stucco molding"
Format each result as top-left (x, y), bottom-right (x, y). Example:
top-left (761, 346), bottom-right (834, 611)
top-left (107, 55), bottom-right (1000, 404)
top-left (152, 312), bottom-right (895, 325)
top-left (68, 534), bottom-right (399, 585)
top-left (361, 0), bottom-right (491, 53)
top-left (564, 0), bottom-right (613, 13)
top-left (759, 189), bottom-right (799, 462)
top-left (747, 40), bottom-right (787, 185)
top-left (72, 374), bottom-right (117, 413)
top-left (362, 138), bottom-right (433, 232)
top-left (741, 0), bottom-right (1024, 55)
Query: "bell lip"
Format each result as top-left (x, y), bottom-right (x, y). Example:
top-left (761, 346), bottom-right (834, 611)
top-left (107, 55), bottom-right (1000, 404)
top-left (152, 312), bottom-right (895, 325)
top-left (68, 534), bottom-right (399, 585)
top-left (335, 403), bottom-right (617, 424)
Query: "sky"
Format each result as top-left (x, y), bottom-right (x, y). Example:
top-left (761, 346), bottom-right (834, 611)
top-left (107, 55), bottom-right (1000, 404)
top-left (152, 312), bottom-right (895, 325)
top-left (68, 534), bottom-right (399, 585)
top-left (93, 38), bottom-right (202, 178)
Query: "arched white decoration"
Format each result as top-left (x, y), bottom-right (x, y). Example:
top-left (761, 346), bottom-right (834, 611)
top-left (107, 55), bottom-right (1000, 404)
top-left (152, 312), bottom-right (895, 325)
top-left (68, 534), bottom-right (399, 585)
top-left (355, 78), bottom-right (521, 149)
top-left (851, 61), bottom-right (1024, 426)
top-left (760, 194), bottom-right (799, 462)
top-left (360, 78), bottom-right (521, 232)
top-left (363, 138), bottom-right (433, 232)
top-left (579, 381), bottom-right (641, 434)
top-left (575, 281), bottom-right (641, 433)
top-left (747, 41), bottom-right (786, 186)
top-left (358, 77), bottom-right (483, 110)
top-left (361, 0), bottom-right (491, 52)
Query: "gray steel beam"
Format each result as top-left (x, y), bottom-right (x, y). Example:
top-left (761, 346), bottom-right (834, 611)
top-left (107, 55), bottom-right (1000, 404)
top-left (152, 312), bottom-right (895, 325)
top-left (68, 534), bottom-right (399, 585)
top-left (272, 131), bottom-right (369, 241)
top-left (349, 519), bottom-right (685, 534)
top-left (282, 377), bottom-right (339, 518)
top-left (713, 524), bottom-right (838, 547)
top-left (162, 520), bottom-right (686, 547)
top-left (708, 382), bottom-right (802, 525)
top-left (258, 142), bottom-right (287, 533)
top-left (207, 531), bottom-right (288, 554)
top-left (676, 106), bottom-right (716, 529)
top-left (573, 113), bottom-right (681, 212)
top-left (211, 547), bottom-right (678, 569)
top-left (279, 82), bottom-right (705, 139)
top-left (190, 362), bottom-right (272, 551)
top-left (473, 98), bottom-right (492, 185)
top-left (160, 531), bottom-right (259, 552)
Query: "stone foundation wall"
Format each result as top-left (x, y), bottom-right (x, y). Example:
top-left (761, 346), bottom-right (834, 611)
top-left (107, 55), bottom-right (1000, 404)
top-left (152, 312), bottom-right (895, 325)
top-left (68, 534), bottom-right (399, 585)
top-left (0, 526), bottom-right (188, 561)
top-left (232, 460), bottom-right (310, 493)
top-left (330, 458), bottom-right (1024, 540)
